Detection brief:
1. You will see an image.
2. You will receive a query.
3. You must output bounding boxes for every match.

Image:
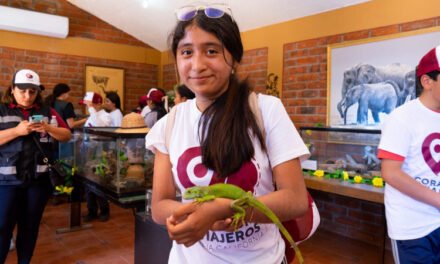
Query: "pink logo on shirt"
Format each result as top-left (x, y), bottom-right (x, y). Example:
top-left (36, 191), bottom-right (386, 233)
top-left (422, 133), bottom-right (440, 175)
top-left (177, 146), bottom-right (258, 192)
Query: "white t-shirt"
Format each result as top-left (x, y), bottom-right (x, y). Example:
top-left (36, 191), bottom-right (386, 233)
top-left (378, 99), bottom-right (440, 240)
top-left (84, 107), bottom-right (111, 127)
top-left (140, 105), bottom-right (151, 118)
top-left (109, 109), bottom-right (123, 127)
top-left (145, 94), bottom-right (309, 264)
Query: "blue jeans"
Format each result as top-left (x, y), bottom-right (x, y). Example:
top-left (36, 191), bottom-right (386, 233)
top-left (393, 227), bottom-right (440, 264)
top-left (0, 178), bottom-right (52, 264)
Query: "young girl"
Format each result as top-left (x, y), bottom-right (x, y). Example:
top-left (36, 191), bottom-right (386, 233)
top-left (145, 4), bottom-right (309, 263)
top-left (174, 84), bottom-right (195, 105)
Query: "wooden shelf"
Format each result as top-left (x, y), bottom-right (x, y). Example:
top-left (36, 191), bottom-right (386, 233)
top-left (304, 174), bottom-right (384, 204)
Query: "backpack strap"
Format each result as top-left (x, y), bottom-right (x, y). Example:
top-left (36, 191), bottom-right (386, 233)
top-left (164, 105), bottom-right (178, 152)
top-left (249, 92), bottom-right (320, 263)
top-left (248, 92), bottom-right (266, 141)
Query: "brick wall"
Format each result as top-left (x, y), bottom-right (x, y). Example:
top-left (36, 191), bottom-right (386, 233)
top-left (283, 16), bottom-right (440, 128)
top-left (284, 16), bottom-right (440, 244)
top-left (162, 63), bottom-right (178, 91)
top-left (162, 47), bottom-right (268, 92)
top-left (0, 47), bottom-right (158, 112)
top-left (311, 189), bottom-right (387, 246)
top-left (0, 0), bottom-right (157, 112)
top-left (237, 48), bottom-right (268, 94)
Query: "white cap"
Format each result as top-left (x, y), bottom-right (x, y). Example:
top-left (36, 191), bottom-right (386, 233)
top-left (13, 69), bottom-right (41, 90)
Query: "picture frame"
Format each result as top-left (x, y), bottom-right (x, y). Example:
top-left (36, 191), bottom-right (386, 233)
top-left (85, 65), bottom-right (125, 110)
top-left (327, 27), bottom-right (440, 127)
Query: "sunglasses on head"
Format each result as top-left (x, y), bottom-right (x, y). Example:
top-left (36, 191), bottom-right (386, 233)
top-left (175, 3), bottom-right (232, 21)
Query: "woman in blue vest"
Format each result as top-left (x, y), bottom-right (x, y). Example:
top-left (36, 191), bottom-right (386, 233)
top-left (0, 69), bottom-right (71, 264)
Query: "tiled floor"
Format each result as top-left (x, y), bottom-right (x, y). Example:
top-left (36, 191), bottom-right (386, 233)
top-left (6, 200), bottom-right (135, 264)
top-left (5, 199), bottom-right (393, 264)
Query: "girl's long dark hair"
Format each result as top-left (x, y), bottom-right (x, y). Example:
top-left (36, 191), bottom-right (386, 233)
top-left (170, 11), bottom-right (266, 178)
top-left (45, 83), bottom-right (70, 106)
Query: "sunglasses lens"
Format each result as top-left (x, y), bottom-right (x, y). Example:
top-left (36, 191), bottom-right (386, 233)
top-left (176, 6), bottom-right (197, 21)
top-left (176, 4), bottom-right (231, 21)
top-left (204, 7), bottom-right (224, 18)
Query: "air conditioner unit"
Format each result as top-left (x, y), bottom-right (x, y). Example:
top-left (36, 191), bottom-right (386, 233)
top-left (0, 5), bottom-right (69, 38)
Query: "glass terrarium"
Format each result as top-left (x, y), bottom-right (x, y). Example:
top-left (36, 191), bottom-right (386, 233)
top-left (299, 126), bottom-right (381, 178)
top-left (73, 127), bottom-right (153, 198)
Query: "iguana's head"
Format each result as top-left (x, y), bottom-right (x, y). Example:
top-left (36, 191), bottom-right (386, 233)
top-left (183, 186), bottom-right (210, 199)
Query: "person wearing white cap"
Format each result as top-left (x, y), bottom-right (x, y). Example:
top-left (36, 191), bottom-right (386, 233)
top-left (80, 92), bottom-right (111, 127)
top-left (79, 91), bottom-right (112, 222)
top-left (0, 69), bottom-right (71, 263)
top-left (378, 45), bottom-right (440, 263)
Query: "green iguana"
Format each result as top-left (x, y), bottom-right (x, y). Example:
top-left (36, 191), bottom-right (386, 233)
top-left (183, 183), bottom-right (304, 264)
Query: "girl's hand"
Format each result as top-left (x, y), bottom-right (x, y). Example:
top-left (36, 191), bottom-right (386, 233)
top-left (211, 218), bottom-right (235, 231)
top-left (166, 198), bottom-right (233, 247)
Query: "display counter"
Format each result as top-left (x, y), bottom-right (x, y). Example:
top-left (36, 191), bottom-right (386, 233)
top-left (299, 126), bottom-right (384, 202)
top-left (304, 174), bottom-right (384, 204)
top-left (73, 127), bottom-right (153, 208)
top-left (57, 128), bottom-right (152, 233)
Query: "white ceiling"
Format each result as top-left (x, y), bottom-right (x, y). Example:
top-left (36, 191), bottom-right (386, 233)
top-left (67, 0), bottom-right (370, 51)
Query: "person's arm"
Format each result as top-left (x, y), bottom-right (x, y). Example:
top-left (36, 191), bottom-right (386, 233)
top-left (151, 150), bottom-right (185, 224)
top-left (44, 123), bottom-right (71, 142)
top-left (63, 102), bottom-right (86, 128)
top-left (66, 117), bottom-right (87, 128)
top-left (30, 111), bottom-right (71, 142)
top-left (381, 159), bottom-right (440, 208)
top-left (0, 121), bottom-right (32, 145)
top-left (86, 106), bottom-right (111, 127)
top-left (255, 158), bottom-right (308, 222)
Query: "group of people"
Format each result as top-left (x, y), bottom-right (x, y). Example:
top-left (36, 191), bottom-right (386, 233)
top-left (1, 3), bottom-right (439, 264)
top-left (144, 5), bottom-right (440, 264)
top-left (0, 62), bottom-right (197, 263)
top-left (135, 84), bottom-right (195, 128)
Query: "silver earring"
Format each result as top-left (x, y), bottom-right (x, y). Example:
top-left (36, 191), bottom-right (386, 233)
top-left (231, 69), bottom-right (235, 75)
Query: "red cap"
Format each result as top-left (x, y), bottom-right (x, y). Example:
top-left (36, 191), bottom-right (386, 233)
top-left (416, 45), bottom-right (440, 77)
top-left (139, 95), bottom-right (148, 106)
top-left (146, 89), bottom-right (165, 103)
top-left (79, 92), bottom-right (103, 105)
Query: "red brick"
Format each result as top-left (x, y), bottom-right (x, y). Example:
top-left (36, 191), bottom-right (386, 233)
top-left (401, 18), bottom-right (437, 32)
top-left (343, 30), bottom-right (371, 41)
top-left (371, 25), bottom-right (400, 37)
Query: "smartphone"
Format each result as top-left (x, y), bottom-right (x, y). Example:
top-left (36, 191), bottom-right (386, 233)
top-left (29, 115), bottom-right (44, 123)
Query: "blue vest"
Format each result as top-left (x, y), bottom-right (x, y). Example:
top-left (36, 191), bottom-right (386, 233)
top-left (0, 104), bottom-right (54, 185)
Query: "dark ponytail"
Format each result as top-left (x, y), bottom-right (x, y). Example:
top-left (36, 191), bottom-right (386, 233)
top-left (199, 75), bottom-right (266, 178)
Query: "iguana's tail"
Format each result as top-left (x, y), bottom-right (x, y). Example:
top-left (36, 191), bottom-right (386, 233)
top-left (250, 200), bottom-right (304, 264)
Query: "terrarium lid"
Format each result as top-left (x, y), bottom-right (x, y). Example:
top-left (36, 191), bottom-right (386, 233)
top-left (114, 112), bottom-right (150, 134)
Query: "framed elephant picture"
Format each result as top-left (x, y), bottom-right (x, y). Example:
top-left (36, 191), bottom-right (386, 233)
top-left (327, 27), bottom-right (440, 127)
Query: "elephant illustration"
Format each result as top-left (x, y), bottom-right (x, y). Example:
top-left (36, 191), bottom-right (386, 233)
top-left (401, 70), bottom-right (416, 104)
top-left (339, 81), bottom-right (400, 125)
top-left (337, 63), bottom-right (414, 118)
